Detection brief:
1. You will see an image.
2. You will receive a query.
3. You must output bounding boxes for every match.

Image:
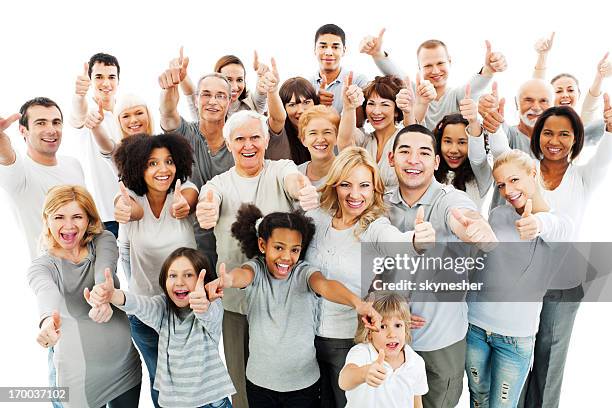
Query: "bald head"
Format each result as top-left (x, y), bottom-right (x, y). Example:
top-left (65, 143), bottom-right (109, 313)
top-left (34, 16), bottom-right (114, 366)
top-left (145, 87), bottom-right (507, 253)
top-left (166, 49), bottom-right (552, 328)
top-left (516, 79), bottom-right (555, 128)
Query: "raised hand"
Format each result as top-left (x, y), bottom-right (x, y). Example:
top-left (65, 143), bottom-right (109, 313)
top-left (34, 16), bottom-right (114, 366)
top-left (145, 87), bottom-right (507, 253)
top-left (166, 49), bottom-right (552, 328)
top-left (88, 268), bottom-right (116, 306)
top-left (365, 348), bottom-right (387, 387)
top-left (415, 72), bottom-right (436, 104)
top-left (205, 263), bottom-right (231, 301)
top-left (395, 76), bottom-right (415, 115)
top-left (0, 113), bottom-right (21, 135)
top-left (297, 174), bottom-right (319, 210)
top-left (196, 189), bottom-right (219, 229)
top-left (75, 62), bottom-right (91, 96)
top-left (413, 206), bottom-right (435, 252)
top-left (319, 77), bottom-right (334, 107)
top-left (342, 71), bottom-right (364, 111)
top-left (84, 100), bottom-right (105, 129)
top-left (534, 32), bottom-right (555, 54)
top-left (171, 179), bottom-right (190, 219)
top-left (37, 311), bottom-right (61, 348)
top-left (160, 47), bottom-right (189, 89)
top-left (355, 301), bottom-right (382, 332)
top-left (603, 93), bottom-right (612, 132)
top-left (359, 28), bottom-right (386, 58)
top-left (515, 199), bottom-right (541, 240)
top-left (483, 40), bottom-right (508, 74)
top-left (189, 270), bottom-right (211, 314)
top-left (459, 84), bottom-right (479, 128)
top-left (114, 181), bottom-right (133, 224)
top-left (258, 58), bottom-right (280, 94)
top-left (597, 52), bottom-right (611, 79)
top-left (479, 82), bottom-right (505, 133)
top-left (252, 50), bottom-right (270, 77)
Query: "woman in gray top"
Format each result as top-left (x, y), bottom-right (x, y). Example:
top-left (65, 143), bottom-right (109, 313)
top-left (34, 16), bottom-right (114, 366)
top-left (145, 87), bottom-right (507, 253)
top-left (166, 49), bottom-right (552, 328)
top-left (28, 185), bottom-right (141, 408)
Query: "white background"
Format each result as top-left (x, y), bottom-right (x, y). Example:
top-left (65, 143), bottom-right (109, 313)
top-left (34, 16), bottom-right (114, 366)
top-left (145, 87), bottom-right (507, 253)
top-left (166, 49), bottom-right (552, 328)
top-left (1, 0), bottom-right (611, 406)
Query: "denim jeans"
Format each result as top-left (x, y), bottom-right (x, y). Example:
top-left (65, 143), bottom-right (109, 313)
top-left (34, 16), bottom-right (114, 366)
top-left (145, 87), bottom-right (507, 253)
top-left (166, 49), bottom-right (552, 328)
top-left (48, 347), bottom-right (63, 408)
top-left (129, 315), bottom-right (160, 408)
top-left (103, 221), bottom-right (119, 239)
top-left (200, 396), bottom-right (233, 408)
top-left (519, 286), bottom-right (582, 408)
top-left (466, 324), bottom-right (534, 408)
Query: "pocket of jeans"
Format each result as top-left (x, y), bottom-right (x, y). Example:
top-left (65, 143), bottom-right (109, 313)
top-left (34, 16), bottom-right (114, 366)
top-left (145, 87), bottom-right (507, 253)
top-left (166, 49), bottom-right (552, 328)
top-left (208, 397), bottom-right (231, 408)
top-left (513, 336), bottom-right (534, 360)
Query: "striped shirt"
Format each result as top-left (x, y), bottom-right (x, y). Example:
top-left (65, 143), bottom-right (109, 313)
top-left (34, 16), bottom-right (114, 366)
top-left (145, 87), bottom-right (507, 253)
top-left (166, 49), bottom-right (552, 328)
top-left (120, 293), bottom-right (235, 408)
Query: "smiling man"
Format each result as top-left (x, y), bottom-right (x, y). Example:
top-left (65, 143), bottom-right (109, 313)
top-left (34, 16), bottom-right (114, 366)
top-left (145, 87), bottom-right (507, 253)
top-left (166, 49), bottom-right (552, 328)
top-left (70, 53), bottom-right (122, 237)
top-left (0, 98), bottom-right (85, 260)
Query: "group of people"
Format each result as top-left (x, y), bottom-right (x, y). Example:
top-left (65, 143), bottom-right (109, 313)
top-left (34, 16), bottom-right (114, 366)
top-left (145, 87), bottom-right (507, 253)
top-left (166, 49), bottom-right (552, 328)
top-left (1, 23), bottom-right (610, 408)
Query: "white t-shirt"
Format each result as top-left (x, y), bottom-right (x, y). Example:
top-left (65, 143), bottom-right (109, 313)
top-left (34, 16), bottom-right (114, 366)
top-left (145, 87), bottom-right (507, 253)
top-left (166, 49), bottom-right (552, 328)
top-left (0, 152), bottom-right (85, 259)
top-left (345, 343), bottom-right (428, 408)
top-left (122, 183), bottom-right (198, 297)
top-left (72, 108), bottom-right (120, 222)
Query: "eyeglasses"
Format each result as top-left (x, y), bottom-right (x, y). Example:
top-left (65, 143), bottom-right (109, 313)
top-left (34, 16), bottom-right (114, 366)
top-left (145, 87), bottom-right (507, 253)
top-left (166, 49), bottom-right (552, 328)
top-left (199, 92), bottom-right (229, 102)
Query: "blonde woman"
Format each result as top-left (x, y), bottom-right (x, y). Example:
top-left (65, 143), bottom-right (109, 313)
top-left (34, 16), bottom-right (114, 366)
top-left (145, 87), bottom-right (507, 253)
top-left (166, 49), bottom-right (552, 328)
top-left (27, 185), bottom-right (141, 408)
top-left (305, 146), bottom-right (433, 408)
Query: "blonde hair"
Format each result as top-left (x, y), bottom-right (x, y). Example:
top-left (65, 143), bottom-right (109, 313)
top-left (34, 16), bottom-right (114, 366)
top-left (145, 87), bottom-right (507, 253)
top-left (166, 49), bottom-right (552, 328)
top-left (492, 149), bottom-right (536, 176)
top-left (297, 105), bottom-right (340, 142)
top-left (354, 292), bottom-right (412, 344)
top-left (115, 93), bottom-right (154, 139)
top-left (319, 147), bottom-right (387, 236)
top-left (41, 185), bottom-right (103, 249)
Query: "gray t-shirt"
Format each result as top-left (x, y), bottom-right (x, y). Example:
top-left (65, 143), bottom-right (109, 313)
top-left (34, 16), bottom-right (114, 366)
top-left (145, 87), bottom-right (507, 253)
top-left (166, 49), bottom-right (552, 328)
top-left (27, 231), bottom-right (141, 408)
top-left (243, 257), bottom-right (319, 392)
top-left (385, 180), bottom-right (478, 352)
top-left (266, 125), bottom-right (292, 161)
top-left (297, 161), bottom-right (328, 189)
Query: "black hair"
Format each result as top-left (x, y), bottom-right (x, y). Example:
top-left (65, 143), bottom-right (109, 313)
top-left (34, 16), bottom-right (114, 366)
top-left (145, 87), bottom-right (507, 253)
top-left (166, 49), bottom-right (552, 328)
top-left (392, 124), bottom-right (437, 154)
top-left (18, 97), bottom-right (63, 129)
top-left (113, 133), bottom-right (193, 196)
top-left (158, 247), bottom-right (215, 316)
top-left (433, 114), bottom-right (475, 191)
top-left (279, 77), bottom-right (321, 164)
top-left (88, 53), bottom-right (120, 79)
top-left (231, 203), bottom-right (315, 259)
top-left (362, 75), bottom-right (405, 123)
top-left (314, 24), bottom-right (346, 46)
top-left (530, 106), bottom-right (584, 161)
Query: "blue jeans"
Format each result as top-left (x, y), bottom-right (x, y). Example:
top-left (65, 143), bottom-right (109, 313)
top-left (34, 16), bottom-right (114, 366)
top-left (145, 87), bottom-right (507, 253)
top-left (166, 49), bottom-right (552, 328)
top-left (48, 347), bottom-right (63, 408)
top-left (519, 286), bottom-right (582, 408)
top-left (200, 396), bottom-right (233, 408)
top-left (129, 315), bottom-right (160, 408)
top-left (466, 324), bottom-right (534, 408)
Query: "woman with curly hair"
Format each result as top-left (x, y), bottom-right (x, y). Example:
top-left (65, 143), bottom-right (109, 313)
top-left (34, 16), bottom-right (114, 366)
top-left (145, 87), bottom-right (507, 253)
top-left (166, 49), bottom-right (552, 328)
top-left (112, 132), bottom-right (199, 408)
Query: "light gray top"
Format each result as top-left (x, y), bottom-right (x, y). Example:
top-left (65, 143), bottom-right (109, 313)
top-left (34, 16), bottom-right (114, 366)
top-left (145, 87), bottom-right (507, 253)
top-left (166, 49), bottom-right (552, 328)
top-left (27, 231), bottom-right (141, 408)
top-left (310, 67), bottom-right (369, 114)
top-left (243, 257), bottom-right (320, 392)
top-left (297, 160), bottom-right (328, 189)
top-left (385, 180), bottom-right (478, 351)
top-left (355, 127), bottom-right (400, 188)
top-left (120, 293), bottom-right (235, 407)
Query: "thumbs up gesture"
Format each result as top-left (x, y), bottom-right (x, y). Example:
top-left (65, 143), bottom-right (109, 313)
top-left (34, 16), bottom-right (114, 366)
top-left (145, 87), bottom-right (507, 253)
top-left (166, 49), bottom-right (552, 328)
top-left (479, 82), bottom-right (505, 133)
top-left (75, 62), bottom-right (91, 96)
top-left (189, 270), bottom-right (211, 314)
top-left (459, 84), bottom-right (480, 131)
top-left (205, 263), bottom-right (232, 301)
top-left (196, 189), bottom-right (220, 229)
top-left (395, 76), bottom-right (415, 116)
top-left (37, 311), bottom-right (61, 348)
top-left (114, 181), bottom-right (133, 224)
top-left (297, 174), bottom-right (319, 211)
top-left (597, 52), bottom-right (611, 80)
top-left (515, 199), bottom-right (541, 240)
top-left (415, 72), bottom-right (437, 104)
top-left (451, 208), bottom-right (498, 251)
top-left (318, 76), bottom-right (335, 107)
top-left (84, 99), bottom-right (105, 130)
top-left (359, 28), bottom-right (386, 58)
top-left (365, 348), bottom-right (387, 387)
top-left (534, 32), bottom-right (555, 55)
top-left (258, 58), bottom-right (280, 94)
top-left (413, 206), bottom-right (435, 252)
top-left (483, 40), bottom-right (508, 74)
top-left (87, 268), bottom-right (116, 306)
top-left (604, 93), bottom-right (612, 132)
top-left (171, 179), bottom-right (190, 219)
top-left (342, 71), bottom-right (364, 111)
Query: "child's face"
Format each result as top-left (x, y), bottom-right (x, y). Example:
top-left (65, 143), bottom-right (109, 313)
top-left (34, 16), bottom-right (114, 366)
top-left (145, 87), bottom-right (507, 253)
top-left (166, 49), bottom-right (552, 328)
top-left (165, 256), bottom-right (198, 308)
top-left (258, 228), bottom-right (303, 280)
top-left (369, 314), bottom-right (407, 360)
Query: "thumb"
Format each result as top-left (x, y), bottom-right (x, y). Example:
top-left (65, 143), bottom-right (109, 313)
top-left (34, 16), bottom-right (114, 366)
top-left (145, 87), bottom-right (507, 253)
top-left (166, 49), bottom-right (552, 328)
top-left (298, 174), bottom-right (309, 189)
top-left (498, 97), bottom-right (506, 116)
top-left (492, 81), bottom-right (498, 99)
top-left (253, 50), bottom-right (260, 71)
top-left (98, 99), bottom-right (104, 116)
top-left (119, 181), bottom-right (130, 202)
top-left (174, 179), bottom-right (182, 200)
top-left (320, 77), bottom-right (327, 90)
top-left (206, 189), bottom-right (214, 203)
top-left (451, 208), bottom-right (470, 227)
top-left (104, 268), bottom-right (113, 286)
top-left (485, 40), bottom-right (492, 57)
top-left (465, 84), bottom-right (471, 100)
top-left (83, 62), bottom-right (89, 77)
top-left (196, 269), bottom-right (206, 291)
top-left (271, 57), bottom-right (278, 76)
top-left (522, 199), bottom-right (533, 218)
top-left (52, 310), bottom-right (61, 329)
top-left (377, 28), bottom-right (386, 42)
top-left (347, 71), bottom-right (353, 86)
top-left (402, 75), bottom-right (412, 90)
top-left (604, 93), bottom-right (611, 111)
top-left (179, 45), bottom-right (184, 66)
top-left (415, 206), bottom-right (425, 224)
top-left (376, 348), bottom-right (386, 364)
top-left (416, 72), bottom-right (422, 87)
top-left (83, 287), bottom-right (91, 302)
top-left (601, 52), bottom-right (610, 66)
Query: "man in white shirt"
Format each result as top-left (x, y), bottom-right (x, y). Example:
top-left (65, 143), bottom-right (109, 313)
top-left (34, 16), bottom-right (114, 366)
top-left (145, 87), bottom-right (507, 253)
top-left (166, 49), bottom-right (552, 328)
top-left (0, 97), bottom-right (85, 259)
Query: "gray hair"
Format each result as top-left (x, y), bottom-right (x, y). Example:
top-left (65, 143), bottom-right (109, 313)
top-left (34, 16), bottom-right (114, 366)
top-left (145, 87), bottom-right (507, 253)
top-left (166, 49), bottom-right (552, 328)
top-left (196, 73), bottom-right (232, 98)
top-left (223, 110), bottom-right (270, 144)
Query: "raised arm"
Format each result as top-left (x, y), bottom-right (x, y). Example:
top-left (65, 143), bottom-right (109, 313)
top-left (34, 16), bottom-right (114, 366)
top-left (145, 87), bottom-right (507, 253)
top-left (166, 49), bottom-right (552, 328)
top-left (582, 52), bottom-right (611, 124)
top-left (532, 33), bottom-right (555, 80)
top-left (70, 62), bottom-right (91, 129)
top-left (284, 172), bottom-right (319, 211)
top-left (396, 77), bottom-right (416, 127)
top-left (84, 99), bottom-right (115, 154)
top-left (0, 113), bottom-right (20, 165)
top-left (414, 73), bottom-right (436, 124)
top-left (581, 94), bottom-right (612, 192)
top-left (360, 28), bottom-right (407, 78)
top-left (480, 40), bottom-right (508, 78)
top-left (159, 47), bottom-right (190, 131)
top-left (337, 74), bottom-right (365, 150)
top-left (171, 46), bottom-right (199, 122)
top-left (259, 58), bottom-right (286, 134)
top-left (205, 263), bottom-right (255, 301)
top-left (449, 208), bottom-right (498, 252)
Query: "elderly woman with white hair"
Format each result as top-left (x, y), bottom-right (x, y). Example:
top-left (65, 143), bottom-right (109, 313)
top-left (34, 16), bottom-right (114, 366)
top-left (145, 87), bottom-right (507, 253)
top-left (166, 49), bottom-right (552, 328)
top-left (195, 109), bottom-right (319, 408)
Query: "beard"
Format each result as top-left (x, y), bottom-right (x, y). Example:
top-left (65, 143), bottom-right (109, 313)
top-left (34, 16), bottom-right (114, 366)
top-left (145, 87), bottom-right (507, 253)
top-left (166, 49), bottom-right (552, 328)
top-left (520, 108), bottom-right (542, 127)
